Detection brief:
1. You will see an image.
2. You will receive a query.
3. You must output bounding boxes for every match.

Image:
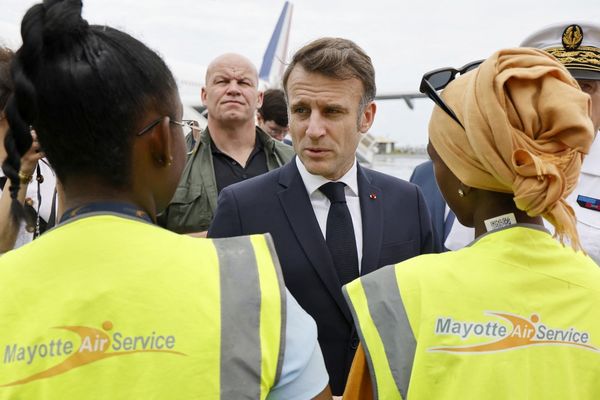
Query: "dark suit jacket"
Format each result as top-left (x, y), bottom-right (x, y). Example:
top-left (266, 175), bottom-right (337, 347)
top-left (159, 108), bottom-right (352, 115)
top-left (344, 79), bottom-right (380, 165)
top-left (208, 159), bottom-right (436, 395)
top-left (410, 160), bottom-right (448, 252)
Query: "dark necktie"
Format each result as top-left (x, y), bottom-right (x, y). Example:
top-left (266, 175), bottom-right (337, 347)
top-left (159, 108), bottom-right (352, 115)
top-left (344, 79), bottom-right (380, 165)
top-left (319, 182), bottom-right (359, 286)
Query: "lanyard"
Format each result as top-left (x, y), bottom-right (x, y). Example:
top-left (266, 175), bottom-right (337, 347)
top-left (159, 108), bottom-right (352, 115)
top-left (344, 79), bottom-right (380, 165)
top-left (60, 202), bottom-right (153, 224)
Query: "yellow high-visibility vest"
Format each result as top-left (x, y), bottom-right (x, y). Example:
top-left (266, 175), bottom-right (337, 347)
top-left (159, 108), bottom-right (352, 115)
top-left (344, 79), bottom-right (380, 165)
top-left (344, 226), bottom-right (600, 399)
top-left (0, 214), bottom-right (285, 399)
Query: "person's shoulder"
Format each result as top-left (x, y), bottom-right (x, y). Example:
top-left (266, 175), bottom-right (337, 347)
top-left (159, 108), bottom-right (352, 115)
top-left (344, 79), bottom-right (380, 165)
top-left (346, 255), bottom-right (442, 303)
top-left (398, 250), bottom-right (457, 271)
top-left (186, 128), bottom-right (212, 158)
top-left (0, 216), bottom-right (197, 265)
top-left (413, 159), bottom-right (433, 171)
top-left (222, 165), bottom-right (286, 196)
top-left (272, 139), bottom-right (295, 159)
top-left (257, 126), bottom-right (295, 161)
top-left (382, 249), bottom-right (473, 291)
top-left (362, 166), bottom-right (417, 192)
top-left (0, 242), bottom-right (28, 265)
top-left (411, 159), bottom-right (433, 176)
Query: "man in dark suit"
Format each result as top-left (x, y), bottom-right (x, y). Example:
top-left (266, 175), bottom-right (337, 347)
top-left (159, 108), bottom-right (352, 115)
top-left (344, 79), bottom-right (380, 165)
top-left (208, 37), bottom-right (436, 395)
top-left (410, 160), bottom-right (454, 251)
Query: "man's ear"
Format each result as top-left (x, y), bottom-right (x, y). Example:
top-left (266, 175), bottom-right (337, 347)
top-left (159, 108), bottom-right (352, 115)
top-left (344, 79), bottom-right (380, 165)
top-left (359, 101), bottom-right (376, 133)
top-left (256, 90), bottom-right (264, 109)
top-left (147, 117), bottom-right (172, 167)
top-left (201, 87), bottom-right (207, 106)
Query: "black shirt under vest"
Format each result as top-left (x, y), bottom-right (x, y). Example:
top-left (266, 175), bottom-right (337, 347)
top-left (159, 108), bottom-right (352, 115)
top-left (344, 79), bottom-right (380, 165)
top-left (211, 133), bottom-right (268, 194)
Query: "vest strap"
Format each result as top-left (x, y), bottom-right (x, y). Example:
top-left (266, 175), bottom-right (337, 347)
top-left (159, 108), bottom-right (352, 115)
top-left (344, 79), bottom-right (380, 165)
top-left (344, 265), bottom-right (416, 400)
top-left (213, 234), bottom-right (285, 399)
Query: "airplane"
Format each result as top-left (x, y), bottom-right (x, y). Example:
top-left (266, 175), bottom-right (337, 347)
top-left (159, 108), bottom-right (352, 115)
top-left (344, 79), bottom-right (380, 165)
top-left (258, 1), bottom-right (294, 90)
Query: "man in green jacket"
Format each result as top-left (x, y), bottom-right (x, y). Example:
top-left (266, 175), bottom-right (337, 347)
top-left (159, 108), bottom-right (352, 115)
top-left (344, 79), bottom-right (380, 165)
top-left (159, 53), bottom-right (294, 235)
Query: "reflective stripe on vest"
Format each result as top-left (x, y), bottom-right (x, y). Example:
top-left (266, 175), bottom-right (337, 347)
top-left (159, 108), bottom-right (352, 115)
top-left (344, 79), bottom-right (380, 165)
top-left (214, 235), bottom-right (286, 399)
top-left (343, 265), bottom-right (415, 400)
top-left (0, 216), bottom-right (285, 399)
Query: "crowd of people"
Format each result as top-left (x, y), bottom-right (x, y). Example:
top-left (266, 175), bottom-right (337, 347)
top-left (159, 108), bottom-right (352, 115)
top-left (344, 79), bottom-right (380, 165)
top-left (0, 1), bottom-right (599, 399)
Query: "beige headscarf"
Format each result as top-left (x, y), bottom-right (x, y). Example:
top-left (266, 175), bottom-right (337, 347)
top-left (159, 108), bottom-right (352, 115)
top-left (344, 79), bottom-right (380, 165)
top-left (429, 47), bottom-right (594, 250)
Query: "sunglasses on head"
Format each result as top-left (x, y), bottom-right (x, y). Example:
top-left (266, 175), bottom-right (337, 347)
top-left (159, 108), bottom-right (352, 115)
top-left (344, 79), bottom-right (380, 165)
top-left (419, 60), bottom-right (484, 129)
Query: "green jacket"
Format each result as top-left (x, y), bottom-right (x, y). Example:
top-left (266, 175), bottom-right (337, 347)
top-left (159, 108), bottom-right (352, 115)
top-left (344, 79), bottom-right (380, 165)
top-left (159, 126), bottom-right (295, 233)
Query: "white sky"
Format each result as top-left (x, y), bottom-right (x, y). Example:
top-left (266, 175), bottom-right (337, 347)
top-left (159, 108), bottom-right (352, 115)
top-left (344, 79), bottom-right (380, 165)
top-left (1, 0), bottom-right (598, 146)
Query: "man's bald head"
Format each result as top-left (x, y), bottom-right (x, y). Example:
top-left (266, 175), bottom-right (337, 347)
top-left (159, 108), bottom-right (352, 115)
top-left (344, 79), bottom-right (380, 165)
top-left (202, 53), bottom-right (263, 127)
top-left (205, 53), bottom-right (259, 86)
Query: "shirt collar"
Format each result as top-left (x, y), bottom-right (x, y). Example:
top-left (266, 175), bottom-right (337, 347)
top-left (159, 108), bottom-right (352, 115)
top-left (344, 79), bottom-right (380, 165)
top-left (295, 156), bottom-right (359, 197)
top-left (210, 131), bottom-right (263, 155)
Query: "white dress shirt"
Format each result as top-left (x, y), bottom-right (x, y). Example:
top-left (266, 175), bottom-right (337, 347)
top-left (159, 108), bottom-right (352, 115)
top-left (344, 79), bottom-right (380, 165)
top-left (295, 157), bottom-right (363, 272)
top-left (566, 134), bottom-right (600, 264)
top-left (444, 204), bottom-right (474, 251)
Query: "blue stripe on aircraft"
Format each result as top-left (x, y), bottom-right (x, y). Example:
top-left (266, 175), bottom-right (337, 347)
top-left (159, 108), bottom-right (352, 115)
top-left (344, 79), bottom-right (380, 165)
top-left (259, 1), bottom-right (290, 81)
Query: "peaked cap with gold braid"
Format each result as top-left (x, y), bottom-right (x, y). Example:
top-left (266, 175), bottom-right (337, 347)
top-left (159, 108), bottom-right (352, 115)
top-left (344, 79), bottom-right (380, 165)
top-left (521, 22), bottom-right (600, 81)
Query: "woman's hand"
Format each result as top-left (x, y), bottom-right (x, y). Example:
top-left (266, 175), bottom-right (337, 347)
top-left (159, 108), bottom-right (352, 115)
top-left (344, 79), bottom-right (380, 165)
top-left (19, 131), bottom-right (45, 177)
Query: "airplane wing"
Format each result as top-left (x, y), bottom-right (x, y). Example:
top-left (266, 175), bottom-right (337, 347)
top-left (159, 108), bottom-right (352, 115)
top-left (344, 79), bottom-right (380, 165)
top-left (374, 92), bottom-right (427, 109)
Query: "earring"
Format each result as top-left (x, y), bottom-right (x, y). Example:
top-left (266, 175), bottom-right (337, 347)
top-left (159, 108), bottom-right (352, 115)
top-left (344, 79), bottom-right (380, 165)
top-left (458, 188), bottom-right (465, 197)
top-left (167, 156), bottom-right (173, 166)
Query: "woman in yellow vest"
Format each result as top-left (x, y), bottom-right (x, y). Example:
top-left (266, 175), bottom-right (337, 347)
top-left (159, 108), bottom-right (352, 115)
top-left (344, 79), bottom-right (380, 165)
top-left (343, 48), bottom-right (600, 399)
top-left (0, 1), bottom-right (331, 399)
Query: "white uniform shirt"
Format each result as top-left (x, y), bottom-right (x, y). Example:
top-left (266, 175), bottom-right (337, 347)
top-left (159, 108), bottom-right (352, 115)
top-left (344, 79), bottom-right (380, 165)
top-left (295, 157), bottom-right (364, 272)
top-left (567, 135), bottom-right (600, 264)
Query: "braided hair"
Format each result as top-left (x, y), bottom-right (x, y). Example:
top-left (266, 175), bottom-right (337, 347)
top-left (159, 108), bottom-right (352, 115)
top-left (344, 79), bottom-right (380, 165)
top-left (3, 0), bottom-right (178, 220)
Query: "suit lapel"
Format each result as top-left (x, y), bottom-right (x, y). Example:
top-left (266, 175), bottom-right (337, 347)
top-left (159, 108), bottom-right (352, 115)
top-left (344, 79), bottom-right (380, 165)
top-left (433, 190), bottom-right (447, 240)
top-left (358, 165), bottom-right (383, 275)
top-left (420, 169), bottom-right (446, 247)
top-left (277, 160), bottom-right (352, 323)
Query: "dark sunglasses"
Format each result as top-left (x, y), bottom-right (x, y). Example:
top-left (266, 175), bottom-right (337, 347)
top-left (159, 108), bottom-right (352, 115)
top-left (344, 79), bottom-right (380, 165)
top-left (419, 60), bottom-right (484, 129)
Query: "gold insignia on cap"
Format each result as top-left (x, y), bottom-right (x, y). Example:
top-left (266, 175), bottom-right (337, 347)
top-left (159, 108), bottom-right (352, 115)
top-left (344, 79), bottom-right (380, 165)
top-left (562, 24), bottom-right (584, 51)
